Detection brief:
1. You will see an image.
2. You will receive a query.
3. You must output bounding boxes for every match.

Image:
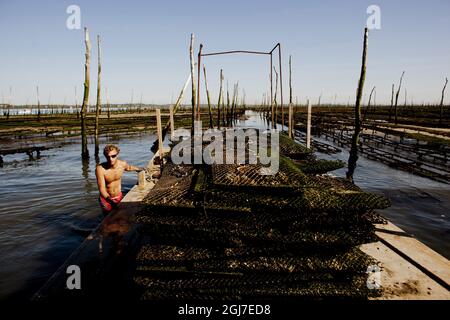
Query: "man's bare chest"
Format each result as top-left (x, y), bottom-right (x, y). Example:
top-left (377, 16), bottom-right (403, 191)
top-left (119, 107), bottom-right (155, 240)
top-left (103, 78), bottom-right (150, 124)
top-left (104, 168), bottom-right (124, 183)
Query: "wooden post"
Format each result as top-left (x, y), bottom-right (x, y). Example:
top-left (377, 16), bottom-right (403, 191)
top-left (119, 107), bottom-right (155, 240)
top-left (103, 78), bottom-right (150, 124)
top-left (196, 44), bottom-right (203, 121)
top-left (440, 77), bottom-right (448, 125)
top-left (226, 83), bottom-right (230, 126)
top-left (389, 83), bottom-right (394, 122)
top-left (289, 55), bottom-right (293, 105)
top-left (105, 87), bottom-right (110, 119)
top-left (363, 86), bottom-right (376, 123)
top-left (189, 33), bottom-right (196, 134)
top-left (273, 67), bottom-right (279, 129)
top-left (231, 82), bottom-right (238, 125)
top-left (278, 43), bottom-right (284, 129)
top-left (202, 64), bottom-right (213, 128)
top-left (288, 103), bottom-right (293, 138)
top-left (94, 34), bottom-right (102, 157)
top-left (394, 71), bottom-right (405, 125)
top-left (306, 101), bottom-right (312, 149)
top-left (169, 105), bottom-right (175, 140)
top-left (270, 54), bottom-right (274, 128)
top-left (217, 69), bottom-right (223, 129)
top-left (156, 109), bottom-right (163, 161)
top-left (81, 27), bottom-right (91, 160)
top-left (289, 54), bottom-right (293, 137)
top-left (36, 86), bottom-right (40, 121)
top-left (138, 171), bottom-right (146, 190)
top-left (151, 74), bottom-right (191, 152)
top-left (346, 28), bottom-right (368, 183)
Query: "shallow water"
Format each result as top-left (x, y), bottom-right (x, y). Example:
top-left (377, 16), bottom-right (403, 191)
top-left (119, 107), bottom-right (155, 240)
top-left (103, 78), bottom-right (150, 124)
top-left (0, 133), bottom-right (156, 300)
top-left (239, 112), bottom-right (450, 259)
top-left (0, 111), bottom-right (449, 300)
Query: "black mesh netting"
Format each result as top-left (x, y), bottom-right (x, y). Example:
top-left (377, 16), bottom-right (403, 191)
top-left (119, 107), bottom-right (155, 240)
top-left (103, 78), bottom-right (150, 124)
top-left (133, 132), bottom-right (387, 300)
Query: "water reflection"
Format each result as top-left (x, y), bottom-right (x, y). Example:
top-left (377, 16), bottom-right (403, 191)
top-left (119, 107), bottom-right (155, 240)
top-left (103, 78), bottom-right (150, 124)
top-left (0, 133), bottom-right (156, 299)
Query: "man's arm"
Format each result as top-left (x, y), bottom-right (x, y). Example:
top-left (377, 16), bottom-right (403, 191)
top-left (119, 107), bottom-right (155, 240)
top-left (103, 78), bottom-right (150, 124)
top-left (123, 161), bottom-right (145, 172)
top-left (95, 165), bottom-right (110, 199)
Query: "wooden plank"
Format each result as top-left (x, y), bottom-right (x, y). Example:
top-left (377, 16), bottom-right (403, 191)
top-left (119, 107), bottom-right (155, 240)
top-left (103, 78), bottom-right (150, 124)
top-left (374, 221), bottom-right (450, 288)
top-left (361, 241), bottom-right (450, 300)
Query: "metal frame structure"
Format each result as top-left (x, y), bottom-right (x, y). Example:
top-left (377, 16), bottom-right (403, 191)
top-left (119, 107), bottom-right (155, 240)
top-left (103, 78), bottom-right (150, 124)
top-left (196, 43), bottom-right (284, 128)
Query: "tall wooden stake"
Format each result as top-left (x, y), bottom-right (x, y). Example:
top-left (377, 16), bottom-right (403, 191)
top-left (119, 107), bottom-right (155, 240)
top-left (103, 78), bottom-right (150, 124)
top-left (389, 83), bottom-right (394, 122)
top-left (81, 27), bottom-right (91, 159)
top-left (189, 33), bottom-right (196, 134)
top-left (273, 67), bottom-right (279, 128)
top-left (94, 34), bottom-right (102, 157)
top-left (36, 86), bottom-right (40, 121)
top-left (203, 64), bottom-right (213, 128)
top-left (306, 101), bottom-right (312, 148)
top-left (217, 69), bottom-right (223, 129)
top-left (151, 74), bottom-right (191, 152)
top-left (169, 105), bottom-right (175, 140)
top-left (278, 44), bottom-right (284, 129)
top-left (289, 55), bottom-right (293, 105)
top-left (440, 77), bottom-right (448, 125)
top-left (394, 71), bottom-right (405, 125)
top-left (346, 28), bottom-right (368, 183)
top-left (288, 103), bottom-right (293, 138)
top-left (156, 109), bottom-right (163, 161)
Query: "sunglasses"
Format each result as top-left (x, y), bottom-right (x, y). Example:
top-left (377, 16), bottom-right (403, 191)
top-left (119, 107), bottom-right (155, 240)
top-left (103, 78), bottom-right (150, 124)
top-left (106, 154), bottom-right (118, 159)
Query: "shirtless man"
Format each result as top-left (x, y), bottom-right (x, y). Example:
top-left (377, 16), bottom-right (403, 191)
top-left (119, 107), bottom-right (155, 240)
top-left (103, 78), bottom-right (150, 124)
top-left (96, 144), bottom-right (144, 214)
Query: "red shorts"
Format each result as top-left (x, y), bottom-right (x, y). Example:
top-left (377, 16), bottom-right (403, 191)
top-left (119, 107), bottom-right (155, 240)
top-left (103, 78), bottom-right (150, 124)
top-left (99, 192), bottom-right (123, 213)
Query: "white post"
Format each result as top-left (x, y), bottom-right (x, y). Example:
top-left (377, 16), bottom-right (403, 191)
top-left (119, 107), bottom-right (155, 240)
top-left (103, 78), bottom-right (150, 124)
top-left (169, 105), bottom-right (175, 140)
top-left (156, 109), bottom-right (163, 160)
top-left (306, 101), bottom-right (312, 149)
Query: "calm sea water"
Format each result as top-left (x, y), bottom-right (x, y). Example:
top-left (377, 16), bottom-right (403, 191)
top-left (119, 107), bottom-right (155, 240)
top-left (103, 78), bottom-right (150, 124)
top-left (0, 111), bottom-right (448, 300)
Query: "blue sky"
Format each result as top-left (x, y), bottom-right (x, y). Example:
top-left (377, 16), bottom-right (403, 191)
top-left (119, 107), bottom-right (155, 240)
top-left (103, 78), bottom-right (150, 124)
top-left (0, 0), bottom-right (449, 105)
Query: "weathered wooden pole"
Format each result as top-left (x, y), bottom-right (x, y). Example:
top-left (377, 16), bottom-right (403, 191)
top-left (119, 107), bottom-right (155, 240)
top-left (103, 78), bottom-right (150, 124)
top-left (105, 87), bottom-right (110, 119)
top-left (36, 86), bottom-right (41, 121)
top-left (151, 74), bottom-right (191, 152)
top-left (221, 81), bottom-right (226, 127)
top-left (346, 27), bottom-right (368, 183)
top-left (138, 170), bottom-right (146, 190)
top-left (273, 67), bottom-right (279, 128)
top-left (156, 109), bottom-right (163, 161)
top-left (189, 33), bottom-right (196, 134)
top-left (278, 43), bottom-right (284, 129)
top-left (270, 53), bottom-right (274, 128)
top-left (288, 54), bottom-right (293, 137)
top-left (440, 77), bottom-right (448, 125)
top-left (196, 44), bottom-right (203, 121)
top-left (7, 86), bottom-right (11, 120)
top-left (231, 82), bottom-right (238, 124)
top-left (394, 71), bottom-right (405, 125)
top-left (289, 55), bottom-right (293, 105)
top-left (389, 83), bottom-right (394, 122)
top-left (363, 86), bottom-right (376, 122)
top-left (226, 83), bottom-right (230, 126)
top-left (81, 27), bottom-right (91, 159)
top-left (306, 100), bottom-right (312, 149)
top-left (288, 103), bottom-right (293, 138)
top-left (202, 64), bottom-right (213, 128)
top-left (94, 34), bottom-right (102, 157)
top-left (169, 105), bottom-right (175, 140)
top-left (217, 69), bottom-right (223, 129)
top-left (404, 88), bottom-right (407, 107)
